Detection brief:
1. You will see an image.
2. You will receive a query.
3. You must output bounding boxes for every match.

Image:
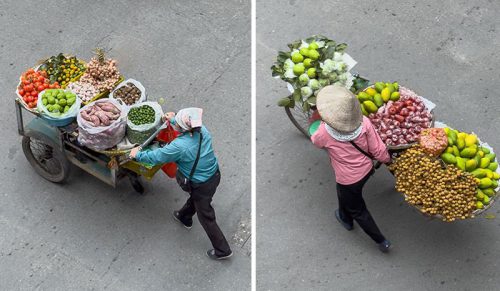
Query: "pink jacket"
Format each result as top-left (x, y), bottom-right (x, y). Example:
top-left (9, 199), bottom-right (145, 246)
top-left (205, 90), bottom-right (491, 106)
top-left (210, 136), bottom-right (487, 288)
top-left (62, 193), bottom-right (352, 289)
top-left (311, 117), bottom-right (390, 185)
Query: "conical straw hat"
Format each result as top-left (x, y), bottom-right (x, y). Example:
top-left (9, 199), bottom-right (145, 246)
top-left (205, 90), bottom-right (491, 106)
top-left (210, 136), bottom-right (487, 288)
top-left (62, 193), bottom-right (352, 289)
top-left (316, 84), bottom-right (363, 133)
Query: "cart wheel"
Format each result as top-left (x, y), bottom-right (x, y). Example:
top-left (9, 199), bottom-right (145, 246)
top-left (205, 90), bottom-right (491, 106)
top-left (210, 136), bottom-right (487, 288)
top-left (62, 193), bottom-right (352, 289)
top-left (22, 134), bottom-right (70, 183)
top-left (129, 174), bottom-right (145, 194)
top-left (285, 105), bottom-right (312, 138)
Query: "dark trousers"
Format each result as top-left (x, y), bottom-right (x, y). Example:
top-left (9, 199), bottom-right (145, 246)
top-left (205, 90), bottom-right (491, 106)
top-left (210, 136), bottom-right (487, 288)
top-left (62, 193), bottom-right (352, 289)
top-left (336, 170), bottom-right (386, 243)
top-left (177, 170), bottom-right (231, 256)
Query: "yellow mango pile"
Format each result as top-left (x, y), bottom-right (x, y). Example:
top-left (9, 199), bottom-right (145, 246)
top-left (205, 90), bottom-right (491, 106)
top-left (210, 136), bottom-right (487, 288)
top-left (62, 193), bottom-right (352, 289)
top-left (440, 127), bottom-right (499, 209)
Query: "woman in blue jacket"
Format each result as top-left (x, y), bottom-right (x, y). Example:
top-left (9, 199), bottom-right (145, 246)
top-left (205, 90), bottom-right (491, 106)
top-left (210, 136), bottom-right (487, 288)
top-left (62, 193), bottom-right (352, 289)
top-left (129, 108), bottom-right (232, 260)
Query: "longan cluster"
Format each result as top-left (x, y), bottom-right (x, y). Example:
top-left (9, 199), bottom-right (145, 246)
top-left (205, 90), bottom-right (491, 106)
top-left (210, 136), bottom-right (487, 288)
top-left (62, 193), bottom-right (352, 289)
top-left (390, 145), bottom-right (478, 222)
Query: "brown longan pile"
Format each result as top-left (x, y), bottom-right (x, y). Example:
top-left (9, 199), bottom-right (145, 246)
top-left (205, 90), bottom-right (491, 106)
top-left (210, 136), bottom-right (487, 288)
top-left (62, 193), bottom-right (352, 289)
top-left (389, 145), bottom-right (478, 222)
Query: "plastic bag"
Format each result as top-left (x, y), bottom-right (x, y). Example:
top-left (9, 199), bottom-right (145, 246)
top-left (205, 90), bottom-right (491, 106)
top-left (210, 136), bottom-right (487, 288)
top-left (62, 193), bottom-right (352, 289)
top-left (115, 137), bottom-right (137, 150)
top-left (126, 101), bottom-right (163, 145)
top-left (162, 162), bottom-right (177, 178)
top-left (77, 98), bottom-right (128, 151)
top-left (36, 89), bottom-right (81, 118)
top-left (419, 128), bottom-right (448, 157)
top-left (109, 78), bottom-right (146, 108)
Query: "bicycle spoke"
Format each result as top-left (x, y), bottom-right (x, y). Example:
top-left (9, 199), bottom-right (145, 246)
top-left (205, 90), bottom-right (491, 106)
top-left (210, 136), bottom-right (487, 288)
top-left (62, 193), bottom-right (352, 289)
top-left (29, 139), bottom-right (61, 175)
top-left (290, 106), bottom-right (311, 129)
top-left (43, 158), bottom-right (62, 174)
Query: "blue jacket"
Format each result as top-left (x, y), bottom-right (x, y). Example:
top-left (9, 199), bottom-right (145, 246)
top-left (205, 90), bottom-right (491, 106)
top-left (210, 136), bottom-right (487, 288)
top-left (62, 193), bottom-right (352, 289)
top-left (135, 126), bottom-right (218, 183)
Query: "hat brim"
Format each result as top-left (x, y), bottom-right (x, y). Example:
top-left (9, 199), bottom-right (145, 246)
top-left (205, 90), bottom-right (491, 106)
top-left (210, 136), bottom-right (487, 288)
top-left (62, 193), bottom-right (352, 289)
top-left (316, 85), bottom-right (363, 133)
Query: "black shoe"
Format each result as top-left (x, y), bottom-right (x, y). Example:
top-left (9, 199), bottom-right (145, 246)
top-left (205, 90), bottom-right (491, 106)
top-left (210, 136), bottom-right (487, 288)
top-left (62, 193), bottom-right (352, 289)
top-left (172, 211), bottom-right (192, 229)
top-left (378, 240), bottom-right (391, 253)
top-left (206, 249), bottom-right (233, 260)
top-left (335, 209), bottom-right (353, 231)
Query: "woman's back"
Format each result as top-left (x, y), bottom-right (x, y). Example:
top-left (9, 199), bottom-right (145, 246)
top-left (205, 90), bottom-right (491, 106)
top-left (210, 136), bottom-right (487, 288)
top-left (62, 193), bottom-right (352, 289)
top-left (172, 126), bottom-right (219, 183)
top-left (311, 117), bottom-right (390, 185)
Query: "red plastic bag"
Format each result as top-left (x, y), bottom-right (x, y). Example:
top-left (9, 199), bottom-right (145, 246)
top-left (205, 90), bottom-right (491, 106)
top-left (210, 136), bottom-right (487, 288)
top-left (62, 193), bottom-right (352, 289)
top-left (161, 162), bottom-right (177, 178)
top-left (157, 124), bottom-right (179, 178)
top-left (157, 123), bottom-right (178, 143)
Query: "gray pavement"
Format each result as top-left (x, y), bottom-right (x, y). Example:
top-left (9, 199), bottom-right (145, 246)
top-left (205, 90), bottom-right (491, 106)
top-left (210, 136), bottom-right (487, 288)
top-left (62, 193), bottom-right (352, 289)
top-left (0, 0), bottom-right (250, 290)
top-left (257, 0), bottom-right (500, 290)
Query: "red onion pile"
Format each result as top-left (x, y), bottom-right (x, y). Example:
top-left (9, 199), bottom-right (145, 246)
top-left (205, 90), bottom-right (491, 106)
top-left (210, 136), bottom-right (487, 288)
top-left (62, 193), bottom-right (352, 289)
top-left (368, 88), bottom-right (432, 146)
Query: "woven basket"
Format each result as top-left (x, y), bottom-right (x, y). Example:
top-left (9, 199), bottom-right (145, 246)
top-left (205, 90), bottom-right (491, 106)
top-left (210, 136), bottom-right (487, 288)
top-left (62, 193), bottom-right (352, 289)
top-left (390, 149), bottom-right (498, 221)
top-left (359, 84), bottom-right (435, 151)
top-left (16, 56), bottom-right (86, 113)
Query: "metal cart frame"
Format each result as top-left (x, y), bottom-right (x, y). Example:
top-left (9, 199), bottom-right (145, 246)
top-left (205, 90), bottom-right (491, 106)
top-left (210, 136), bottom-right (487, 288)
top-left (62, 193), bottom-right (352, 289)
top-left (15, 99), bottom-right (165, 193)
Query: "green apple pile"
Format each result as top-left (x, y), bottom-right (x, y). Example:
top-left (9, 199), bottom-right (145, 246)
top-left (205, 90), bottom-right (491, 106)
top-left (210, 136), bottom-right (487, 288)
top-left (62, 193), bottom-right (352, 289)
top-left (271, 35), bottom-right (364, 111)
top-left (41, 89), bottom-right (77, 115)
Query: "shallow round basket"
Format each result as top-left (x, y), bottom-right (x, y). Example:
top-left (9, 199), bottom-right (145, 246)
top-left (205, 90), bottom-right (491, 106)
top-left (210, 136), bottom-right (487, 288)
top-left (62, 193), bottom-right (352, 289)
top-left (438, 129), bottom-right (500, 216)
top-left (401, 187), bottom-right (497, 220)
top-left (16, 56), bottom-right (86, 112)
top-left (386, 110), bottom-right (435, 151)
top-left (473, 192), bottom-right (498, 216)
top-left (390, 151), bottom-right (498, 221)
top-left (360, 84), bottom-right (436, 151)
top-left (15, 65), bottom-right (42, 113)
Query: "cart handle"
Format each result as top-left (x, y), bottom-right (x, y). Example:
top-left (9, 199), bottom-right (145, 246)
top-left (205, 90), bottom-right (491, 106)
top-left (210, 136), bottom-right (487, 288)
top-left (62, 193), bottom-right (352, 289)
top-left (119, 120), bottom-right (170, 165)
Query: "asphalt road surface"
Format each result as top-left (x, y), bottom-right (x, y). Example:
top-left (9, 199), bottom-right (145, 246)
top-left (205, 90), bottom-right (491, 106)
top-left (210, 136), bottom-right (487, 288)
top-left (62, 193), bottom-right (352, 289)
top-left (257, 0), bottom-right (500, 290)
top-left (0, 1), bottom-right (250, 290)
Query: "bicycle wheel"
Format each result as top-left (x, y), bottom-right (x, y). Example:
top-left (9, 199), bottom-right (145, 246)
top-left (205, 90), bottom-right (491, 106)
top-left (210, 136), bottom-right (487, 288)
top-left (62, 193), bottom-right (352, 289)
top-left (285, 105), bottom-right (312, 138)
top-left (22, 134), bottom-right (70, 183)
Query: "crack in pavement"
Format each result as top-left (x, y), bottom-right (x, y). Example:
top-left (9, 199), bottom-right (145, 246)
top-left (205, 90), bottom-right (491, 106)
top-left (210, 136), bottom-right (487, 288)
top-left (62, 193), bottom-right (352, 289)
top-left (232, 215), bottom-right (251, 256)
top-left (100, 239), bottom-right (133, 280)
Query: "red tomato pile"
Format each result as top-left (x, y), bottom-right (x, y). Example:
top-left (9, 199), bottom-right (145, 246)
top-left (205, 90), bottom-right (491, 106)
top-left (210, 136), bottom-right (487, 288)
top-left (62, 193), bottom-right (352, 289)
top-left (17, 68), bottom-right (60, 108)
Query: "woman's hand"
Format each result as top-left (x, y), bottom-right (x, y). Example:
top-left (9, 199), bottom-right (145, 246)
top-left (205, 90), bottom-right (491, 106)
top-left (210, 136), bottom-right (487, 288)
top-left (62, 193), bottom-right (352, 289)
top-left (384, 157), bottom-right (393, 166)
top-left (129, 146), bottom-right (142, 159)
top-left (163, 112), bottom-right (176, 122)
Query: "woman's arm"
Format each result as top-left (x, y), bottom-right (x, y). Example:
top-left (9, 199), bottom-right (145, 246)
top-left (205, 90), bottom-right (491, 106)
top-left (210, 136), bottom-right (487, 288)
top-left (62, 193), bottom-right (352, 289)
top-left (311, 123), bottom-right (326, 149)
top-left (366, 122), bottom-right (391, 164)
top-left (135, 142), bottom-right (183, 165)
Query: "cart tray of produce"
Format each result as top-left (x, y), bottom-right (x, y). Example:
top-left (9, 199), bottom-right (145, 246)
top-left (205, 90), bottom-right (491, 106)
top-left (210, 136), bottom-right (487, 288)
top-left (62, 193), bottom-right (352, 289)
top-left (14, 50), bottom-right (175, 193)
